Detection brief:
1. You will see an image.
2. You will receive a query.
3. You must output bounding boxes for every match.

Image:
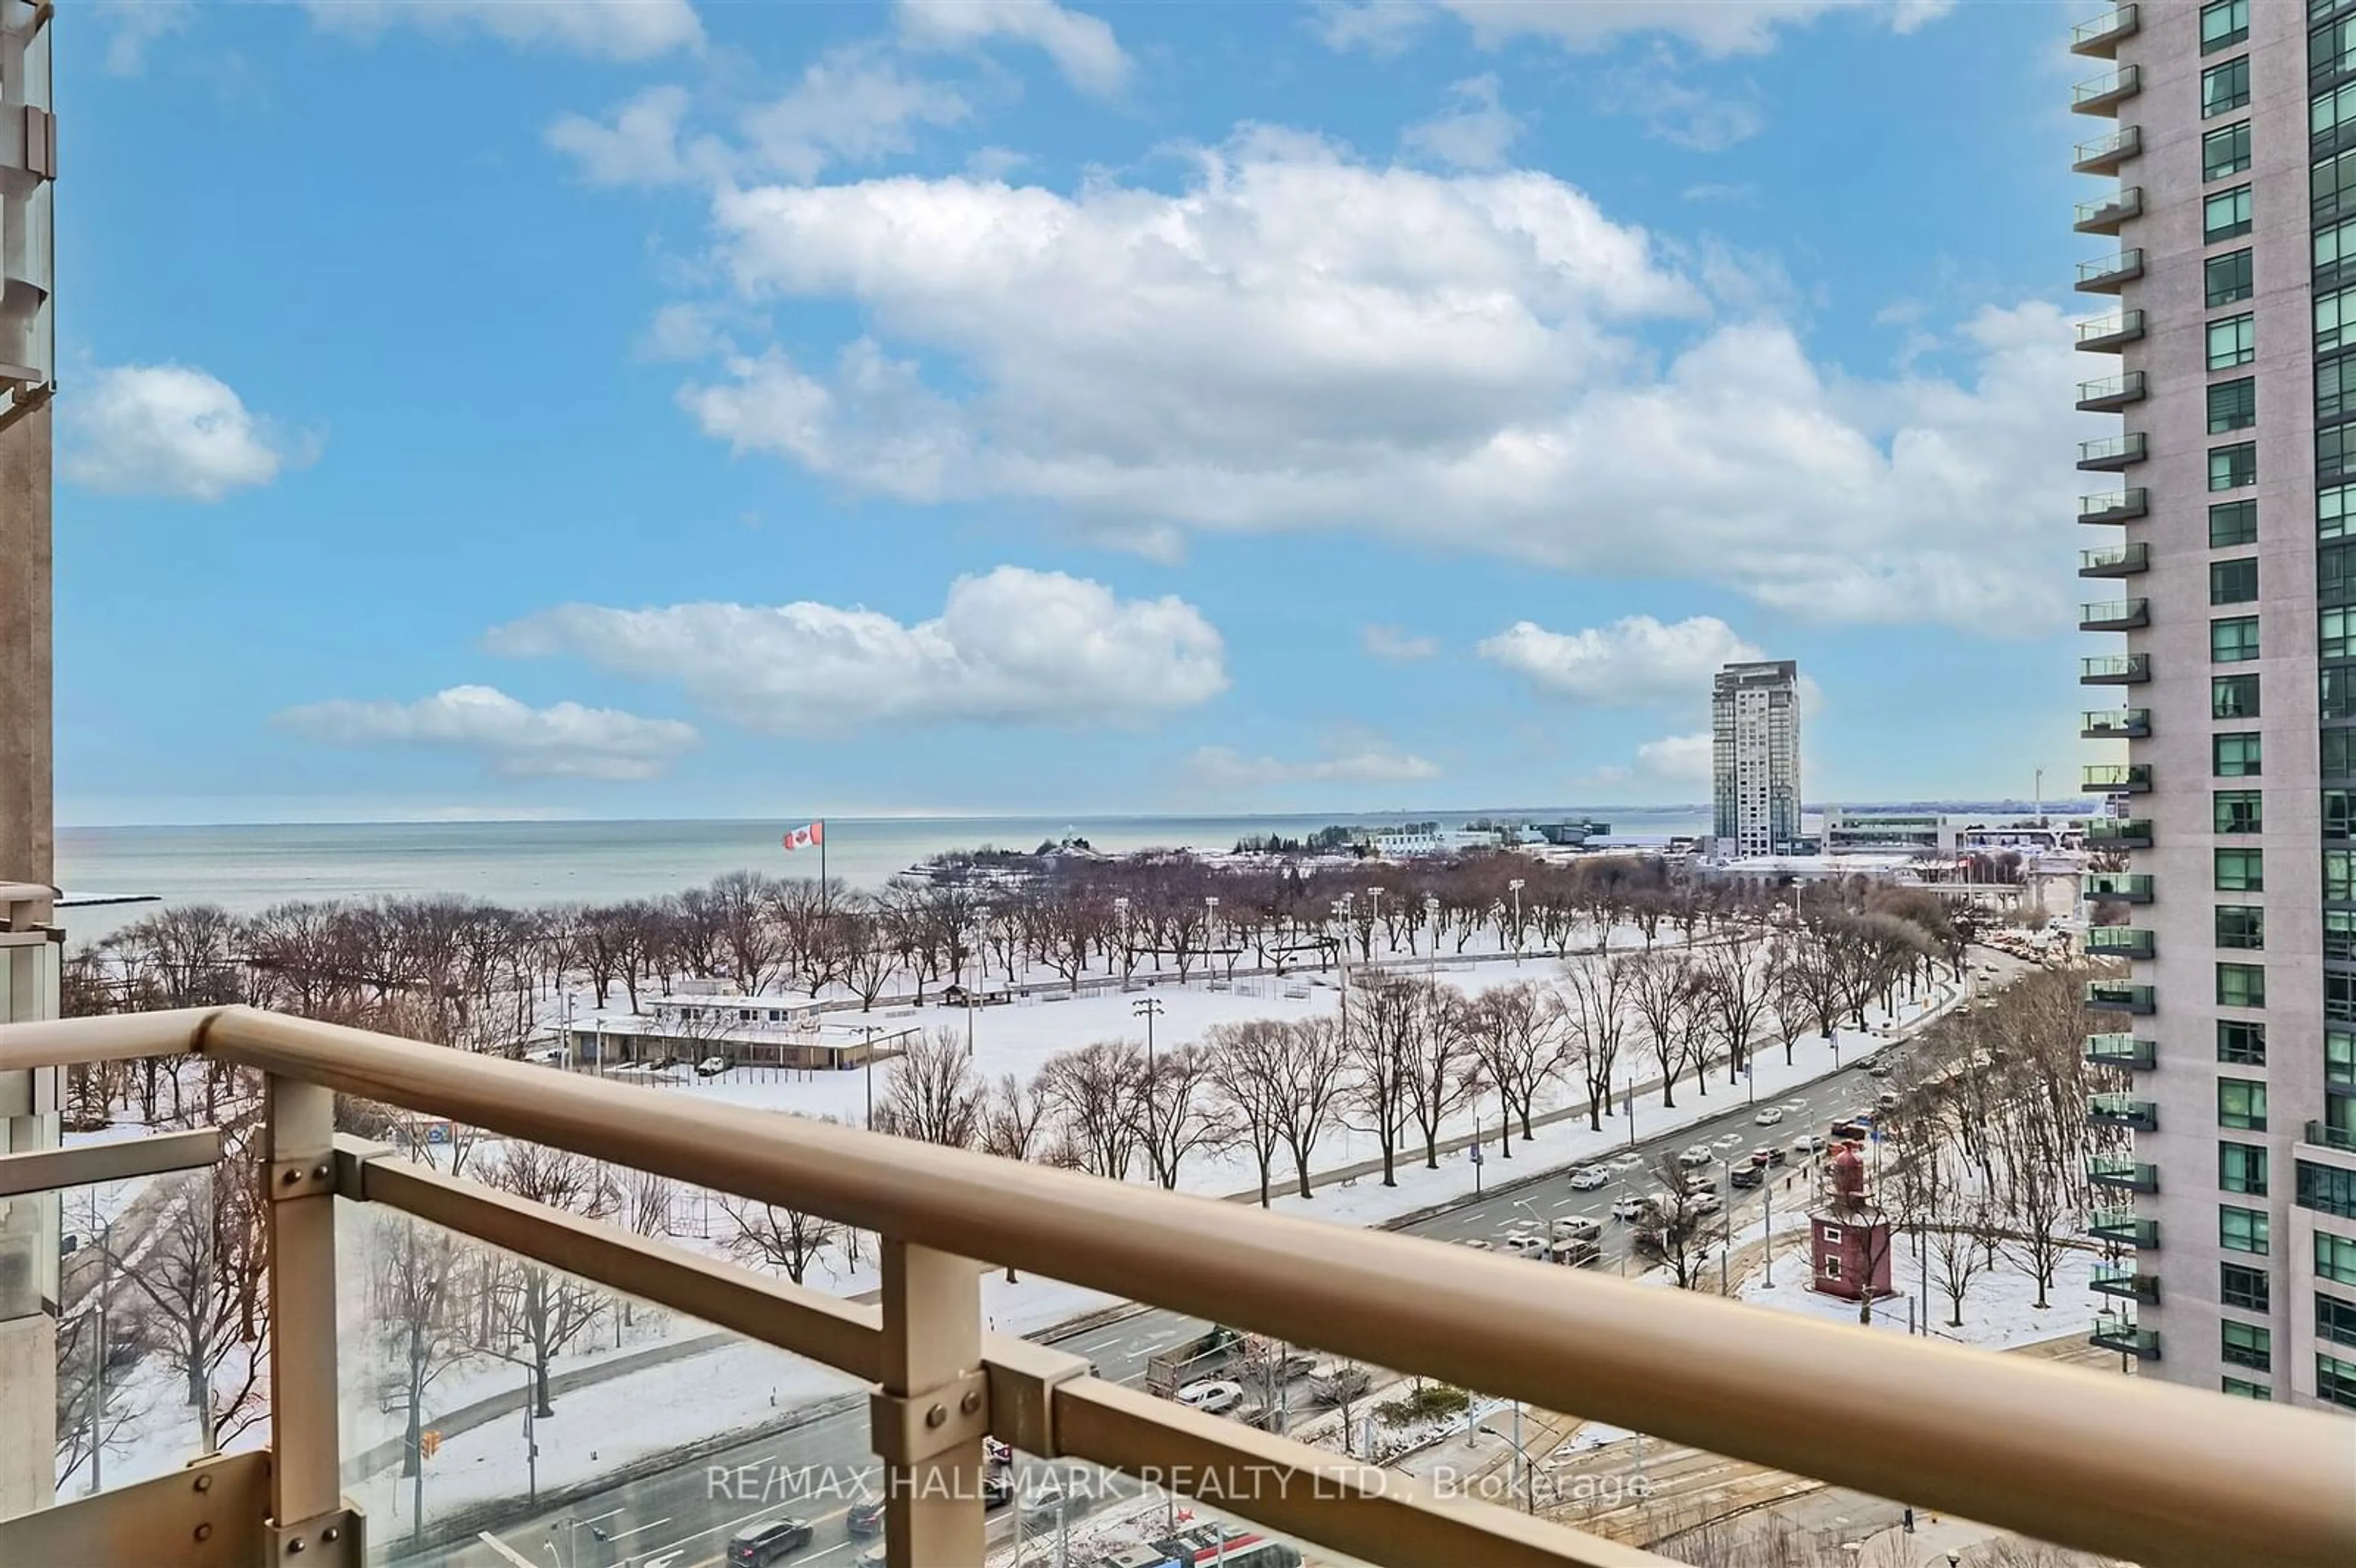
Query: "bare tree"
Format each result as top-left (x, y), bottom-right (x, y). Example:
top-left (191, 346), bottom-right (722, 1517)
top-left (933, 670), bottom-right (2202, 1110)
top-left (1133, 1042), bottom-right (1230, 1191)
top-left (1632, 1153), bottom-right (1721, 1291)
top-left (1207, 1020), bottom-right (1293, 1207)
top-left (1697, 930), bottom-right (1770, 1087)
top-left (1342, 975), bottom-right (1419, 1188)
top-left (370, 1215), bottom-right (474, 1527)
top-left (1556, 956), bottom-right (1628, 1131)
top-left (874, 1028), bottom-right (986, 1148)
top-left (1036, 1039), bottom-right (1145, 1180)
top-left (1403, 982), bottom-right (1471, 1170)
top-left (1626, 953), bottom-right (1698, 1110)
top-left (480, 1143), bottom-right (617, 1416)
top-left (979, 1072), bottom-right (1051, 1162)
top-left (1274, 1015), bottom-right (1348, 1200)
top-left (1466, 982), bottom-right (1563, 1151)
top-left (719, 1194), bottom-right (842, 1288)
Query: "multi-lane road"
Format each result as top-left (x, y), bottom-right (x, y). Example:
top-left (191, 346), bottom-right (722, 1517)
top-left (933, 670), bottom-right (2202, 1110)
top-left (400, 981), bottom-right (1985, 1568)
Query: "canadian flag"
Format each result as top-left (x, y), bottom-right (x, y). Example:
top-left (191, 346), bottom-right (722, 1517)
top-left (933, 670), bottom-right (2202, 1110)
top-left (781, 821), bottom-right (825, 851)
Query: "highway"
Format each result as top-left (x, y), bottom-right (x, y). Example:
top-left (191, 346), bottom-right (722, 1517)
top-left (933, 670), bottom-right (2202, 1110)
top-left (395, 986), bottom-right (1977, 1568)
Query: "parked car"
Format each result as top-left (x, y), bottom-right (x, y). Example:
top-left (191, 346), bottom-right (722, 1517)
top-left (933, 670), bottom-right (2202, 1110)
top-left (728, 1518), bottom-right (814, 1567)
top-left (1568, 1165), bottom-right (1611, 1190)
top-left (1457, 1237), bottom-right (1493, 1250)
top-left (855, 1545), bottom-right (888, 1568)
top-left (847, 1501), bottom-right (885, 1538)
top-left (1750, 1145), bottom-right (1787, 1167)
top-left (1876, 1090), bottom-right (1903, 1111)
top-left (1730, 1164), bottom-right (1765, 1189)
top-left (1790, 1133), bottom-right (1826, 1156)
top-left (695, 1055), bottom-right (729, 1077)
top-left (1753, 1106), bottom-right (1785, 1126)
top-left (1689, 1192), bottom-right (1724, 1217)
top-left (1864, 1059), bottom-right (1893, 1078)
top-left (1177, 1380), bottom-right (1244, 1416)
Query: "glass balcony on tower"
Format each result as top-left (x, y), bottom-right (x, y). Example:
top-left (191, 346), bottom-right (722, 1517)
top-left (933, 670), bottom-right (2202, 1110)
top-left (2075, 311), bottom-right (2144, 352)
top-left (2305, 1119), bottom-right (2356, 1154)
top-left (2085, 983), bottom-right (2155, 1017)
top-left (2089, 1091), bottom-right (2159, 1128)
top-left (2071, 65), bottom-right (2141, 116)
top-left (2070, 4), bottom-right (2139, 58)
top-left (2076, 371), bottom-right (2145, 412)
top-left (2078, 601), bottom-right (2148, 633)
top-left (2084, 1029), bottom-right (2157, 1065)
top-left (2088, 1154), bottom-right (2158, 1193)
top-left (2090, 1206), bottom-right (2160, 1247)
top-left (2090, 1307), bottom-right (2160, 1359)
top-left (2073, 124), bottom-right (2141, 175)
top-left (2077, 431), bottom-right (2147, 471)
top-left (2080, 653), bottom-right (2149, 685)
top-left (2079, 487), bottom-right (2147, 523)
top-left (2091, 1266), bottom-right (2160, 1304)
top-left (2084, 871), bottom-right (2152, 902)
top-left (2085, 817), bottom-right (2152, 847)
top-left (2074, 189), bottom-right (2143, 236)
top-left (2081, 709), bottom-right (2150, 739)
top-left (2076, 248), bottom-right (2144, 293)
top-left (2079, 542), bottom-right (2149, 578)
top-left (2082, 760), bottom-right (2150, 790)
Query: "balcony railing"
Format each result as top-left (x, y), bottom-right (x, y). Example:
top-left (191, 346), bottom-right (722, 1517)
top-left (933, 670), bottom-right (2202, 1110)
top-left (4, 1009), bottom-right (2342, 1568)
top-left (2306, 1118), bottom-right (2356, 1153)
top-left (2088, 1154), bottom-right (2158, 1192)
top-left (2090, 1311), bottom-right (2160, 1359)
top-left (2082, 761), bottom-right (2151, 791)
top-left (2085, 816), bottom-right (2152, 846)
top-left (2084, 871), bottom-right (2152, 901)
top-left (2076, 371), bottom-right (2146, 411)
top-left (2073, 188), bottom-right (2143, 235)
top-left (2090, 1207), bottom-right (2161, 1248)
top-left (2079, 542), bottom-right (2150, 578)
top-left (2089, 1092), bottom-right (2160, 1129)
top-left (2073, 124), bottom-right (2141, 174)
top-left (2081, 709), bottom-right (2150, 739)
top-left (2076, 248), bottom-right (2144, 291)
top-left (2071, 4), bottom-right (2139, 58)
top-left (2076, 431), bottom-right (2146, 472)
top-left (2084, 1029), bottom-right (2157, 1066)
top-left (2085, 982), bottom-right (2155, 1016)
top-left (2091, 1266), bottom-right (2160, 1304)
top-left (2074, 310), bottom-right (2144, 351)
top-left (2080, 653), bottom-right (2150, 685)
top-left (2079, 486), bottom-right (2147, 523)
top-left (2072, 64), bottom-right (2141, 115)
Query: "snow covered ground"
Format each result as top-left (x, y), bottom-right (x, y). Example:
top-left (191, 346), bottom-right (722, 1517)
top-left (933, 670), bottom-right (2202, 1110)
top-left (1738, 1232), bottom-right (2103, 1351)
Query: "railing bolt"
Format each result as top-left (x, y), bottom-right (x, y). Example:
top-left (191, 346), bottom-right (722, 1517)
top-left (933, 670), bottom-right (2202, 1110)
top-left (193, 1523), bottom-right (212, 1542)
top-left (288, 1537), bottom-right (306, 1554)
top-left (280, 1169), bottom-right (298, 1185)
top-left (960, 1388), bottom-right (982, 1416)
top-left (323, 1526), bottom-right (341, 1543)
top-left (192, 1474), bottom-right (212, 1493)
top-left (312, 1163), bottom-right (329, 1180)
top-left (925, 1404), bottom-right (947, 1428)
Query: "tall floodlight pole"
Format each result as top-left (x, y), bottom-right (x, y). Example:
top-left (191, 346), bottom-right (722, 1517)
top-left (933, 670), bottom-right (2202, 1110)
top-left (1133, 996), bottom-right (1165, 1183)
top-left (1508, 878), bottom-right (1524, 965)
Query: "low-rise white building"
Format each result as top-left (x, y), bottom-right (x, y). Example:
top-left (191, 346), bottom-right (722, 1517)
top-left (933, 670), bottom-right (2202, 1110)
top-left (560, 987), bottom-right (880, 1070)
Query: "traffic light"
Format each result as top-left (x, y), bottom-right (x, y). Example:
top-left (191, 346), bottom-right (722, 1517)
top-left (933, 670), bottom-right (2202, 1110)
top-left (419, 1430), bottom-right (441, 1459)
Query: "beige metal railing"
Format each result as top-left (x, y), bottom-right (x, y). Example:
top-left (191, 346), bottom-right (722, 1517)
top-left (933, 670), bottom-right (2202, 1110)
top-left (1, 1006), bottom-right (2352, 1568)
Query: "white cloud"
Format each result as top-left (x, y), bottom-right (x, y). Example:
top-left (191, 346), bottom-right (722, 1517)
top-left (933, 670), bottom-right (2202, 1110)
top-left (1188, 742), bottom-right (1441, 788)
top-left (1633, 730), bottom-right (1712, 782)
top-left (637, 302), bottom-right (736, 363)
top-left (1599, 49), bottom-right (1766, 152)
top-left (1316, 0), bottom-right (1949, 58)
top-left (99, 0), bottom-right (194, 75)
top-left (298, 0), bottom-right (703, 60)
top-left (1361, 624), bottom-right (1439, 662)
top-left (278, 686), bottom-right (698, 780)
top-left (893, 0), bottom-right (1131, 96)
top-left (1479, 615), bottom-right (1761, 706)
top-left (1401, 74), bottom-right (1525, 171)
top-left (546, 85), bottom-right (715, 187)
top-left (739, 47), bottom-right (971, 183)
top-left (679, 136), bottom-right (2083, 632)
top-left (485, 566), bottom-right (1226, 734)
top-left (63, 364), bottom-right (314, 502)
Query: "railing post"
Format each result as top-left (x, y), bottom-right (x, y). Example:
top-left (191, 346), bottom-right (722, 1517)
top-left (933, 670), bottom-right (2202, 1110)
top-left (873, 1240), bottom-right (987, 1568)
top-left (264, 1074), bottom-right (361, 1563)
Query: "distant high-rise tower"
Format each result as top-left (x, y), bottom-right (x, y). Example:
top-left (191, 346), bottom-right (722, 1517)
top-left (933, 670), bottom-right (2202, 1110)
top-left (1711, 660), bottom-right (1801, 857)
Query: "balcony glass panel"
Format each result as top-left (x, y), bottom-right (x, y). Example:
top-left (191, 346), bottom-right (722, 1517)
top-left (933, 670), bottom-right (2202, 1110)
top-left (2084, 1030), bottom-right (2155, 1064)
top-left (2073, 65), bottom-right (2141, 112)
top-left (2076, 310), bottom-right (2144, 347)
top-left (2078, 487), bottom-right (2147, 521)
top-left (2084, 929), bottom-right (2155, 961)
top-left (2081, 764), bottom-right (2150, 791)
top-left (2078, 432), bottom-right (2147, 466)
top-left (2079, 654), bottom-right (2149, 683)
top-left (2072, 125), bottom-right (2141, 170)
top-left (2077, 602), bottom-right (2148, 631)
top-left (2079, 543), bottom-right (2149, 575)
top-left (2076, 371), bottom-right (2145, 407)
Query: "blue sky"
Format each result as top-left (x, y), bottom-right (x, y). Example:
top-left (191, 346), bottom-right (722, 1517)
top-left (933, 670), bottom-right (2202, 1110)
top-left (60, 0), bottom-right (2099, 824)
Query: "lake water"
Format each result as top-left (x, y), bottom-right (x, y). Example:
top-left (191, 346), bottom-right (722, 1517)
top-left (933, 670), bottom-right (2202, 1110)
top-left (53, 809), bottom-right (1715, 941)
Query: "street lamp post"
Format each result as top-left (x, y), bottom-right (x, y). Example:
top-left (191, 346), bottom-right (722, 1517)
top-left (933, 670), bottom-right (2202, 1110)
top-left (1134, 996), bottom-right (1165, 1183)
top-left (1205, 894), bottom-right (1220, 979)
top-left (1366, 886), bottom-right (1385, 957)
top-left (1423, 894), bottom-right (1439, 978)
top-left (1475, 1417), bottom-right (1538, 1513)
top-left (1114, 896), bottom-right (1131, 985)
top-left (1507, 878), bottom-right (1524, 965)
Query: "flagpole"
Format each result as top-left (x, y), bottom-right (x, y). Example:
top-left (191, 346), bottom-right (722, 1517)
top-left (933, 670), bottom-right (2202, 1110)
top-left (820, 819), bottom-right (828, 914)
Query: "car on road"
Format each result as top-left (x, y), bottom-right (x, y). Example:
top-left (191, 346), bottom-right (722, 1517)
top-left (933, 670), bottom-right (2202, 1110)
top-left (984, 1472), bottom-right (1013, 1510)
top-left (1790, 1133), bottom-right (1826, 1156)
top-left (1568, 1164), bottom-right (1611, 1189)
top-left (1677, 1145), bottom-right (1714, 1167)
top-left (847, 1500), bottom-right (885, 1537)
top-left (1457, 1237), bottom-right (1493, 1250)
top-left (1749, 1145), bottom-right (1785, 1167)
top-left (1682, 1174), bottom-right (1715, 1197)
top-left (1712, 1132), bottom-right (1745, 1148)
top-left (1830, 1120), bottom-right (1869, 1142)
top-left (728, 1518), bottom-right (814, 1567)
top-left (695, 1055), bottom-right (730, 1077)
top-left (1555, 1217), bottom-right (1603, 1244)
top-left (1609, 1153), bottom-right (1644, 1172)
top-left (1499, 1234), bottom-right (1548, 1259)
top-left (1864, 1059), bottom-right (1893, 1078)
top-left (1609, 1194), bottom-right (1655, 1223)
top-left (1177, 1379), bottom-right (1244, 1416)
top-left (1730, 1164), bottom-right (1765, 1189)
top-left (1753, 1106), bottom-right (1785, 1126)
top-left (1876, 1090), bottom-right (1903, 1111)
top-left (1690, 1192), bottom-right (1723, 1216)
top-left (855, 1546), bottom-right (888, 1568)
